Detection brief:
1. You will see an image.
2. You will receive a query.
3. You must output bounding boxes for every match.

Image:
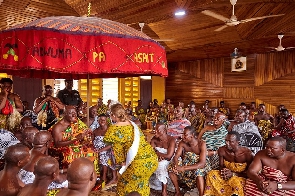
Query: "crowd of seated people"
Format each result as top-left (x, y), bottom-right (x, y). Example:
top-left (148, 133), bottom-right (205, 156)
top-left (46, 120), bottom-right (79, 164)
top-left (2, 77), bottom-right (295, 195)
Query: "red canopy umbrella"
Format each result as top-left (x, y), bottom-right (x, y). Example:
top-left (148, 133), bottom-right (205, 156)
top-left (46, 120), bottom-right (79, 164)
top-left (0, 16), bottom-right (168, 79)
top-left (0, 16), bottom-right (168, 125)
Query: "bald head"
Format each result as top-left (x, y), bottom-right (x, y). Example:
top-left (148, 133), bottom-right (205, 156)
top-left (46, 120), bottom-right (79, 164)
top-left (34, 156), bottom-right (59, 177)
top-left (4, 144), bottom-right (30, 165)
top-left (20, 116), bottom-right (32, 130)
top-left (33, 131), bottom-right (52, 147)
top-left (22, 127), bottom-right (39, 148)
top-left (67, 158), bottom-right (95, 184)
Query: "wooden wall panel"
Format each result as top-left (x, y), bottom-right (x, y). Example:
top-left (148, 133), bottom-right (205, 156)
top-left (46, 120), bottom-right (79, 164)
top-left (255, 50), bottom-right (295, 86)
top-left (166, 51), bottom-right (295, 117)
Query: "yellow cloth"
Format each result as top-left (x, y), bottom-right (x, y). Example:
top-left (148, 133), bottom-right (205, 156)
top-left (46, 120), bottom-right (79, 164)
top-left (104, 124), bottom-right (158, 196)
top-left (204, 160), bottom-right (247, 196)
top-left (258, 120), bottom-right (273, 141)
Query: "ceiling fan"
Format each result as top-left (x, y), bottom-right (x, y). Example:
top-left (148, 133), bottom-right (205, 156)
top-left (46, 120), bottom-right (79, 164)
top-left (267, 34), bottom-right (295, 52)
top-left (201, 0), bottom-right (285, 31)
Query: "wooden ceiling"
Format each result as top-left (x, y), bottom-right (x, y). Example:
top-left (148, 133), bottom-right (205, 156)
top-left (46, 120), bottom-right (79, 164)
top-left (1, 0), bottom-right (295, 62)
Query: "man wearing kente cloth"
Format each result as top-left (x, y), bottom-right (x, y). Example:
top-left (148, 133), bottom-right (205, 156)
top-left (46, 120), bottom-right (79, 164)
top-left (272, 109), bottom-right (295, 152)
top-left (204, 131), bottom-right (253, 196)
top-left (198, 112), bottom-right (228, 170)
top-left (254, 104), bottom-right (274, 142)
top-left (49, 106), bottom-right (96, 171)
top-left (189, 107), bottom-right (206, 134)
top-left (246, 136), bottom-right (295, 196)
top-left (33, 85), bottom-right (64, 130)
top-left (168, 126), bottom-right (210, 196)
top-left (218, 101), bottom-right (230, 117)
top-left (0, 78), bottom-right (23, 132)
top-left (135, 100), bottom-right (146, 128)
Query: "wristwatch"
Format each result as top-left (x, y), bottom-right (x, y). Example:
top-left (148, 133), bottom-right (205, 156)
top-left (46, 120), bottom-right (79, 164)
top-left (277, 182), bottom-right (283, 190)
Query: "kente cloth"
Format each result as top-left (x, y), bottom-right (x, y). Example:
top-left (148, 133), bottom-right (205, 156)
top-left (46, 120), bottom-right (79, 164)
top-left (245, 166), bottom-right (295, 196)
top-left (189, 113), bottom-right (205, 133)
top-left (204, 160), bottom-right (247, 196)
top-left (48, 119), bottom-right (97, 169)
top-left (89, 116), bottom-right (100, 131)
top-left (167, 152), bottom-right (211, 189)
top-left (157, 112), bottom-right (168, 123)
top-left (202, 125), bottom-right (227, 170)
top-left (0, 128), bottom-right (20, 159)
top-left (258, 120), bottom-right (273, 141)
top-left (152, 147), bottom-right (170, 184)
top-left (136, 108), bottom-right (146, 126)
top-left (272, 114), bottom-right (295, 140)
top-left (167, 118), bottom-right (191, 137)
top-left (104, 124), bottom-right (158, 196)
top-left (93, 135), bottom-right (116, 170)
top-left (218, 107), bottom-right (230, 116)
top-left (232, 120), bottom-right (263, 154)
top-left (97, 104), bottom-right (108, 116)
top-left (18, 169), bottom-right (69, 189)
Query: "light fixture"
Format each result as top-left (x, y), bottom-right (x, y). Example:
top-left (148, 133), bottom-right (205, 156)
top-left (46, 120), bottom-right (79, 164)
top-left (140, 76), bottom-right (152, 80)
top-left (175, 10), bottom-right (186, 16)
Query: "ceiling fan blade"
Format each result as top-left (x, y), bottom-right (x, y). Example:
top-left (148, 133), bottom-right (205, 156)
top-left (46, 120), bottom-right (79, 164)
top-left (215, 25), bottom-right (228, 31)
top-left (239, 14), bottom-right (285, 23)
top-left (201, 10), bottom-right (229, 22)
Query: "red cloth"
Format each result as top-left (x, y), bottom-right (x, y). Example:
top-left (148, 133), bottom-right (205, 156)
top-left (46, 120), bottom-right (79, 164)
top-left (0, 17), bottom-right (167, 79)
top-left (245, 166), bottom-right (295, 196)
top-left (272, 114), bottom-right (295, 140)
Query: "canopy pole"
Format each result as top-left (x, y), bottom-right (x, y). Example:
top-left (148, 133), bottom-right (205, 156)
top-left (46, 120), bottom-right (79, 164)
top-left (87, 75), bottom-right (90, 126)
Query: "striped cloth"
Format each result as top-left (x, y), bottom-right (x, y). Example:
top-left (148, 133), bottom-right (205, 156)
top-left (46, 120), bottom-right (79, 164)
top-left (202, 125), bottom-right (227, 169)
top-left (245, 166), bottom-right (295, 196)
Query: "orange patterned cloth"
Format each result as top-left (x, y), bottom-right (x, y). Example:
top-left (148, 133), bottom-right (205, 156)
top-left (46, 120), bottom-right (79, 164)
top-left (49, 119), bottom-right (98, 170)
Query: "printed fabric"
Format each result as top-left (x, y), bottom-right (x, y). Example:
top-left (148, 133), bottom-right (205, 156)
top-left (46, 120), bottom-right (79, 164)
top-left (93, 135), bottom-right (116, 170)
top-left (204, 160), bottom-right (247, 196)
top-left (167, 152), bottom-right (210, 189)
top-left (104, 124), bottom-right (158, 196)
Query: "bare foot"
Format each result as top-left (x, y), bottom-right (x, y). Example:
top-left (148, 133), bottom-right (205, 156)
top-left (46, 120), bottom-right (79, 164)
top-left (106, 178), bottom-right (118, 186)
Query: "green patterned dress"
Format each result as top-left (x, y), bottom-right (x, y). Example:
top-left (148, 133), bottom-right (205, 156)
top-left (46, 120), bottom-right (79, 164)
top-left (104, 124), bottom-right (158, 196)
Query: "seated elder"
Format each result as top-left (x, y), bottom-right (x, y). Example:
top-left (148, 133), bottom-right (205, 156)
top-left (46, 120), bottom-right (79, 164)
top-left (168, 126), bottom-right (209, 196)
top-left (245, 136), bottom-right (295, 195)
top-left (0, 144), bottom-right (30, 196)
top-left (198, 112), bottom-right (228, 170)
top-left (18, 156), bottom-right (59, 196)
top-left (150, 122), bottom-right (176, 196)
top-left (204, 131), bottom-right (253, 196)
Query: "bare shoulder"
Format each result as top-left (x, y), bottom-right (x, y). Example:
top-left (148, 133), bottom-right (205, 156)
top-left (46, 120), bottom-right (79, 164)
top-left (241, 146), bottom-right (252, 154)
top-left (286, 151), bottom-right (295, 164)
top-left (218, 146), bottom-right (226, 154)
top-left (168, 135), bottom-right (176, 142)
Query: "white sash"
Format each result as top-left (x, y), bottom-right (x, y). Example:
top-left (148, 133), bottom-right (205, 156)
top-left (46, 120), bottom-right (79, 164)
top-left (119, 121), bottom-right (140, 175)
